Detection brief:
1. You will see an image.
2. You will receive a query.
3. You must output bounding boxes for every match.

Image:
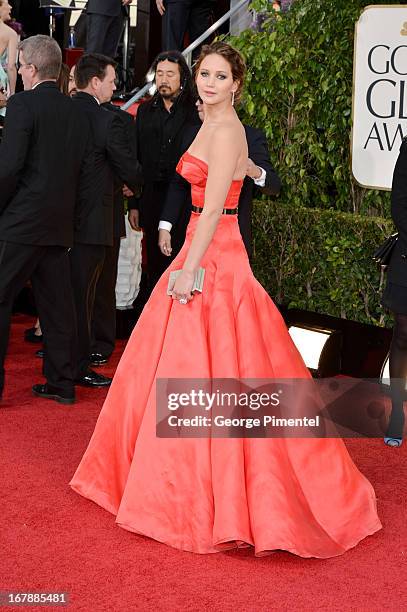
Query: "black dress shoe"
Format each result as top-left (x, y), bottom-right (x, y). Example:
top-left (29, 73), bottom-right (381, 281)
top-left (75, 369), bottom-right (112, 387)
top-left (35, 349), bottom-right (45, 358)
top-left (32, 383), bottom-right (75, 405)
top-left (90, 352), bottom-right (109, 366)
top-left (24, 327), bottom-right (43, 344)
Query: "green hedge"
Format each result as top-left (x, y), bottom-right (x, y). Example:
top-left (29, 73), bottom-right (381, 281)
top-left (252, 200), bottom-right (394, 326)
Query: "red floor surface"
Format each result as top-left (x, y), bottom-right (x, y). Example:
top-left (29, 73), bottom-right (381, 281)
top-left (1, 315), bottom-right (406, 611)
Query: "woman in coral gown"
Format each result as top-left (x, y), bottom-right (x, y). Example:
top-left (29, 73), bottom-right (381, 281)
top-left (70, 42), bottom-right (382, 558)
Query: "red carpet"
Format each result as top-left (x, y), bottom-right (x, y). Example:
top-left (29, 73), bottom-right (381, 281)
top-left (1, 315), bottom-right (406, 611)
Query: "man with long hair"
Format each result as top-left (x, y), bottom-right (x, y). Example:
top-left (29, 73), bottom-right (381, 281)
top-left (128, 50), bottom-right (200, 291)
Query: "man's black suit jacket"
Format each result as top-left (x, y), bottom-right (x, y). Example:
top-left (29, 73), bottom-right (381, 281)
top-left (161, 124), bottom-right (281, 257)
top-left (102, 102), bottom-right (137, 239)
top-left (87, 0), bottom-right (124, 16)
top-left (72, 92), bottom-right (142, 246)
top-left (0, 82), bottom-right (91, 247)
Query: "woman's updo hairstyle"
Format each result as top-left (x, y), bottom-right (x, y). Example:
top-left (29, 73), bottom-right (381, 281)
top-left (194, 41), bottom-right (246, 104)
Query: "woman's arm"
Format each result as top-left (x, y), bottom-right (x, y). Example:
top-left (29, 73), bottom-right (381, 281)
top-left (6, 29), bottom-right (17, 95)
top-left (172, 126), bottom-right (242, 300)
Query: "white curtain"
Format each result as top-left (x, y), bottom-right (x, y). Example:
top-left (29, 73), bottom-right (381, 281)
top-left (115, 218), bottom-right (143, 310)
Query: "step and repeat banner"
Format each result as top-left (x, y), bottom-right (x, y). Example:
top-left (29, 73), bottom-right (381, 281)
top-left (352, 5), bottom-right (407, 190)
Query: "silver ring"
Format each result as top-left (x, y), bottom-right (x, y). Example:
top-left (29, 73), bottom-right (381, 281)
top-left (179, 297), bottom-right (188, 305)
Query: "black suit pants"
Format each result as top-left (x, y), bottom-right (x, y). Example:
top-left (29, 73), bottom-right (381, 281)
top-left (0, 241), bottom-right (76, 395)
top-left (86, 12), bottom-right (125, 58)
top-left (91, 238), bottom-right (121, 357)
top-left (70, 243), bottom-right (105, 378)
top-left (162, 0), bottom-right (214, 53)
top-left (144, 224), bottom-right (174, 290)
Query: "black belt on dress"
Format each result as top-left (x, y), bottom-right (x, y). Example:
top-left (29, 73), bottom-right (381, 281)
top-left (191, 205), bottom-right (238, 215)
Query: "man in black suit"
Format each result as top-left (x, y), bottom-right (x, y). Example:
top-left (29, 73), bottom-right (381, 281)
top-left (87, 0), bottom-right (132, 58)
top-left (90, 101), bottom-right (137, 365)
top-left (71, 53), bottom-right (142, 387)
top-left (0, 35), bottom-right (91, 404)
top-left (158, 102), bottom-right (281, 260)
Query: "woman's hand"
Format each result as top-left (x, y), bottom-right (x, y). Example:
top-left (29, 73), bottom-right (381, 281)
top-left (158, 229), bottom-right (172, 256)
top-left (156, 0), bottom-right (165, 15)
top-left (123, 184), bottom-right (134, 198)
top-left (128, 209), bottom-right (140, 231)
top-left (246, 158), bottom-right (262, 179)
top-left (171, 270), bottom-right (194, 303)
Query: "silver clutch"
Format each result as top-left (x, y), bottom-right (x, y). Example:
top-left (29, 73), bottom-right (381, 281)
top-left (167, 267), bottom-right (205, 295)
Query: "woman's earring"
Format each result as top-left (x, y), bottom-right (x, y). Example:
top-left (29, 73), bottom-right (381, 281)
top-left (231, 91), bottom-right (235, 106)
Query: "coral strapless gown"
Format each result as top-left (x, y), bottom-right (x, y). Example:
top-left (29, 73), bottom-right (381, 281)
top-left (70, 152), bottom-right (382, 557)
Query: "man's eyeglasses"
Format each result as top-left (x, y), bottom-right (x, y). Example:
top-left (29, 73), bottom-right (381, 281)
top-left (17, 61), bottom-right (36, 70)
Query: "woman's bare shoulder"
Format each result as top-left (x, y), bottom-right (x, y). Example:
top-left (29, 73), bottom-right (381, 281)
top-left (205, 119), bottom-right (245, 146)
top-left (205, 121), bottom-right (247, 178)
top-left (193, 118), bottom-right (246, 169)
top-left (7, 25), bottom-right (18, 42)
top-left (0, 22), bottom-right (18, 42)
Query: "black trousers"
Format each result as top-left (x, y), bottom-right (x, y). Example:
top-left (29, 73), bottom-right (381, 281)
top-left (0, 241), bottom-right (76, 395)
top-left (140, 182), bottom-right (184, 291)
top-left (91, 238), bottom-right (121, 357)
top-left (162, 0), bottom-right (214, 53)
top-left (143, 224), bottom-right (174, 290)
top-left (70, 243), bottom-right (105, 378)
top-left (86, 12), bottom-right (125, 58)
